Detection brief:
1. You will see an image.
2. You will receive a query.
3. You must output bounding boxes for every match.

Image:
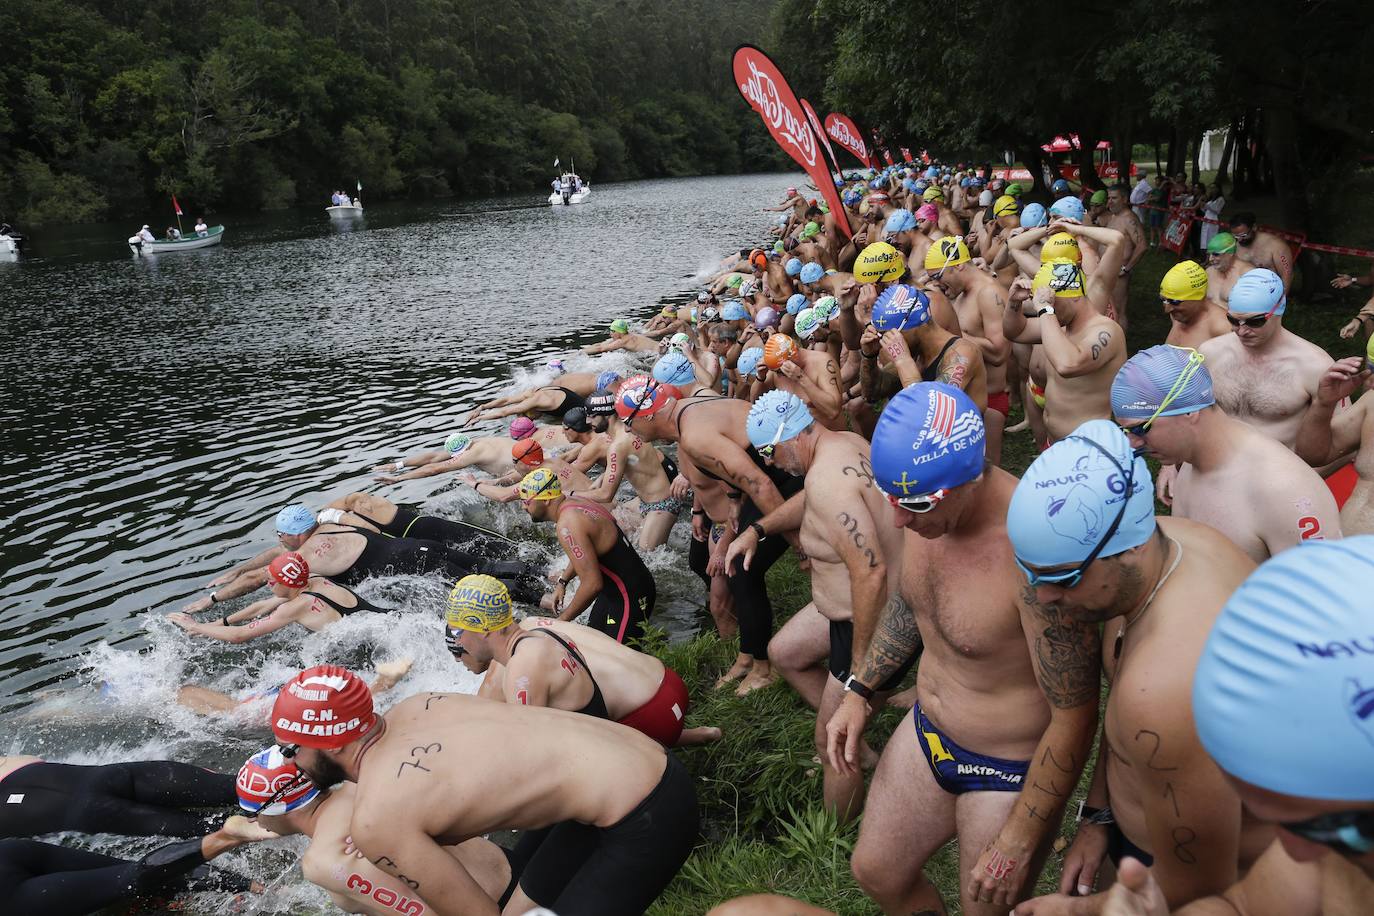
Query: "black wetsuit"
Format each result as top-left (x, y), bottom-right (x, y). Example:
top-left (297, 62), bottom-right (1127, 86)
top-left (538, 387), bottom-right (586, 419)
top-left (557, 500), bottom-right (656, 645)
top-left (0, 761), bottom-right (235, 839)
top-left (920, 335), bottom-right (963, 382)
top-left (323, 525), bottom-right (541, 602)
top-left (302, 586), bottom-right (380, 617)
top-left (350, 506), bottom-right (518, 559)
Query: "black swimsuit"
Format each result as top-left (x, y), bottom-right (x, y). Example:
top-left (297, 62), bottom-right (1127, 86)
top-left (540, 386), bottom-right (586, 418)
top-left (350, 506), bottom-right (518, 558)
top-left (323, 525), bottom-right (541, 601)
top-left (921, 335), bottom-right (963, 382)
top-left (510, 629), bottom-right (608, 719)
top-left (301, 586), bottom-right (379, 617)
top-left (558, 500), bottom-right (656, 645)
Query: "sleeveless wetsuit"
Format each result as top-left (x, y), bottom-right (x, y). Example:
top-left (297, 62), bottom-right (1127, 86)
top-left (510, 629), bottom-right (608, 719)
top-left (302, 585), bottom-right (380, 617)
top-left (350, 506), bottom-right (518, 558)
top-left (557, 500), bottom-right (656, 644)
top-left (921, 335), bottom-right (963, 382)
top-left (324, 525), bottom-right (542, 602)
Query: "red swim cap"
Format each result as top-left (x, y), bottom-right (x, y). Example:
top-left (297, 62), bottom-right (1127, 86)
top-left (614, 375), bottom-right (682, 421)
top-left (267, 552), bottom-right (309, 590)
top-left (271, 665), bottom-right (376, 750)
top-left (512, 439), bottom-right (544, 466)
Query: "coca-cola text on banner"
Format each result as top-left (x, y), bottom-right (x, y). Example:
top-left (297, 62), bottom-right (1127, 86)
top-left (823, 112), bottom-right (873, 170)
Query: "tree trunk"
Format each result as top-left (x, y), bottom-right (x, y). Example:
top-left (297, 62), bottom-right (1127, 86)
top-left (1165, 126), bottom-right (1182, 177)
top-left (1215, 117), bottom-right (1238, 187)
top-left (1074, 136), bottom-right (1100, 190)
top-left (1154, 139), bottom-right (1163, 176)
top-left (1233, 113), bottom-right (1252, 200)
top-left (1191, 127), bottom-right (1204, 184)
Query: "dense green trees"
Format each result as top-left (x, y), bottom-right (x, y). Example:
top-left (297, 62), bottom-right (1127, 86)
top-left (0, 0), bottom-right (790, 223)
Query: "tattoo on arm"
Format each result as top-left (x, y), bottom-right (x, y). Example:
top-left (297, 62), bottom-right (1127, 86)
top-left (837, 511), bottom-right (880, 569)
top-left (935, 352), bottom-right (970, 388)
top-left (1090, 330), bottom-right (1112, 361)
top-left (856, 593), bottom-right (921, 687)
top-left (1023, 585), bottom-right (1100, 708)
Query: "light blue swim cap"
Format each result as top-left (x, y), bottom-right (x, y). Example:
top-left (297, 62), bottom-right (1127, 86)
top-left (785, 257), bottom-right (803, 277)
top-left (746, 390), bottom-right (815, 449)
top-left (799, 262), bottom-right (825, 285)
top-left (275, 503), bottom-right (317, 535)
top-left (871, 383), bottom-right (985, 497)
top-left (1111, 345), bottom-right (1214, 420)
top-left (445, 433), bottom-right (472, 455)
top-left (870, 178), bottom-right (884, 190)
top-left (1021, 203), bottom-right (1048, 228)
top-left (722, 300), bottom-right (750, 322)
top-left (652, 351), bottom-right (696, 386)
top-left (784, 293), bottom-right (807, 315)
top-left (871, 284), bottom-right (931, 332)
top-left (595, 370), bottom-right (622, 393)
top-left (885, 210), bottom-right (917, 234)
top-left (903, 179), bottom-right (917, 191)
top-left (924, 166), bottom-right (938, 179)
top-left (1048, 197), bottom-right (1085, 222)
top-left (1008, 420), bottom-right (1156, 568)
top-left (1193, 537), bottom-right (1374, 801)
top-left (737, 347), bottom-right (764, 378)
top-left (1228, 268), bottom-right (1286, 316)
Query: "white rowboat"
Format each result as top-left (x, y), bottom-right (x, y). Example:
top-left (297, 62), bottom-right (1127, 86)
top-left (327, 204), bottom-right (364, 219)
top-left (129, 225), bottom-right (225, 253)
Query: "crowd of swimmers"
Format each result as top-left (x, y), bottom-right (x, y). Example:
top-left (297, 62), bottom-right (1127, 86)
top-left (4, 163), bottom-right (1373, 916)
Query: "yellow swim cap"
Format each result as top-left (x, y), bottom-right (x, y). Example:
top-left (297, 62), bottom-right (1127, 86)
top-left (993, 195), bottom-right (1018, 217)
top-left (1033, 259), bottom-right (1086, 299)
top-left (447, 575), bottom-right (513, 633)
top-left (853, 242), bottom-right (904, 283)
top-left (517, 467), bottom-right (562, 501)
top-left (1040, 232), bottom-right (1082, 264)
top-left (661, 305), bottom-right (676, 317)
top-left (924, 236), bottom-right (970, 272)
top-left (1160, 260), bottom-right (1208, 301)
top-left (922, 186), bottom-right (944, 202)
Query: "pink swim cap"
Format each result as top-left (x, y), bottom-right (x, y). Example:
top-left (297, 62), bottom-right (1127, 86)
top-left (509, 417), bottom-right (536, 440)
top-left (916, 203), bottom-right (939, 222)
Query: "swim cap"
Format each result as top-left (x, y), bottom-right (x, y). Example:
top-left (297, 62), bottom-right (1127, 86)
top-left (267, 552), bottom-right (309, 590)
top-left (915, 203), bottom-right (939, 223)
top-left (742, 278), bottom-right (762, 299)
top-left (1228, 268), bottom-right (1286, 316)
top-left (668, 331), bottom-right (692, 350)
top-left (749, 250), bottom-right (767, 271)
top-left (1021, 203), bottom-right (1047, 228)
top-left (754, 307), bottom-right (780, 329)
top-left (737, 347), bottom-right (764, 378)
top-left (924, 166), bottom-right (938, 180)
top-left (1112, 345), bottom-right (1214, 420)
top-left (1051, 178), bottom-right (1070, 193)
top-left (509, 416), bottom-right (537, 440)
top-left (785, 186), bottom-right (797, 196)
top-left (1193, 537), bottom-right (1374, 802)
top-left (993, 195), bottom-right (1019, 217)
top-left (842, 190), bottom-right (861, 206)
top-left (1033, 260), bottom-right (1086, 299)
top-left (1160, 260), bottom-right (1209, 301)
top-left (697, 291), bottom-right (712, 303)
top-left (922, 186), bottom-right (944, 202)
top-left (1048, 197), bottom-right (1085, 221)
top-left (447, 574), bottom-right (513, 633)
top-left (868, 192), bottom-right (890, 206)
top-left (785, 257), bottom-right (803, 277)
top-left (1007, 420), bottom-right (1156, 569)
top-left (1089, 189), bottom-right (1107, 206)
top-left (885, 210), bottom-right (917, 234)
top-left (924, 237), bottom-right (970, 271)
top-left (653, 351), bottom-right (696, 386)
top-left (726, 274), bottom-right (744, 289)
top-left (512, 439), bottom-right (544, 467)
top-left (794, 308), bottom-right (822, 340)
top-left (585, 392), bottom-right (616, 416)
top-left (813, 295), bottom-right (840, 322)
top-left (872, 284), bottom-right (932, 332)
top-left (1040, 232), bottom-right (1082, 264)
top-left (800, 221), bottom-right (821, 240)
top-left (547, 358), bottom-right (566, 371)
top-left (236, 746), bottom-right (321, 816)
top-left (614, 375), bottom-right (680, 420)
top-left (445, 433), bottom-right (472, 455)
top-left (271, 665), bottom-right (377, 750)
top-left (609, 318), bottom-right (630, 334)
top-left (1006, 182), bottom-right (1025, 198)
top-left (517, 467), bottom-right (562, 500)
top-left (871, 383), bottom-right (986, 497)
top-left (1206, 231), bottom-right (1237, 255)
top-left (745, 390), bottom-right (814, 449)
top-left (799, 262), bottom-right (825, 285)
top-left (763, 334), bottom-right (798, 369)
top-left (785, 293), bottom-right (808, 315)
top-left (563, 406), bottom-right (590, 433)
top-left (595, 370), bottom-right (622, 393)
top-left (855, 242), bottom-right (905, 283)
top-left (275, 504), bottom-right (317, 535)
top-left (869, 178), bottom-right (884, 189)
top-left (722, 300), bottom-right (750, 321)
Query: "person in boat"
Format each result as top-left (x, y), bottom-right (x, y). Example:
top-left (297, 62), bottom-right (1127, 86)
top-left (137, 225), bottom-right (155, 244)
top-left (194, 217), bottom-right (207, 235)
top-left (331, 190), bottom-right (342, 206)
top-left (166, 227), bottom-right (181, 241)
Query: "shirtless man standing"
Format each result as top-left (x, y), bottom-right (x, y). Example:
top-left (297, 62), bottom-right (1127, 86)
top-left (760, 334), bottom-right (846, 427)
top-left (1113, 345), bottom-right (1341, 563)
top-left (1229, 211), bottom-right (1295, 293)
top-left (1203, 232), bottom-right (1257, 309)
top-left (1009, 423), bottom-right (1269, 914)
top-left (723, 392), bottom-right (906, 822)
top-left (1157, 261), bottom-right (1230, 348)
top-left (583, 318), bottom-right (668, 355)
top-left (269, 665), bottom-right (697, 916)
top-left (1294, 356), bottom-right (1374, 535)
top-left (860, 276), bottom-right (988, 411)
top-left (832, 385), bottom-right (1101, 914)
top-left (1101, 186), bottom-right (1146, 330)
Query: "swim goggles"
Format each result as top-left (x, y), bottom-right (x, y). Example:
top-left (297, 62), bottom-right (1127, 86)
top-left (1118, 347), bottom-right (1206, 440)
top-left (1225, 312), bottom-right (1272, 328)
top-left (756, 420), bottom-right (787, 461)
top-left (886, 488), bottom-right (948, 514)
top-left (1281, 810), bottom-right (1374, 856)
top-left (247, 769), bottom-right (313, 815)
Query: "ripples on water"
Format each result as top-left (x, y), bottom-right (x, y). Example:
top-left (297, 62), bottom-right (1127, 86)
top-left (0, 173), bottom-right (793, 912)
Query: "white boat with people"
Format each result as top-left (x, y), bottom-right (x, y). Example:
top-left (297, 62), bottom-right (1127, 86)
top-left (128, 223), bottom-right (225, 254)
top-left (327, 183), bottom-right (364, 219)
top-left (548, 158), bottom-right (591, 205)
top-left (0, 223), bottom-right (24, 256)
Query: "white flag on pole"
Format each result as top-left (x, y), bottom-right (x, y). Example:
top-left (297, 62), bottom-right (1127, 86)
top-left (553, 157), bottom-right (560, 168)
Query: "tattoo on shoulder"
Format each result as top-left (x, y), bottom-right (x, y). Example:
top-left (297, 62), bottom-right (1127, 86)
top-left (1022, 584), bottom-right (1101, 708)
top-left (395, 742), bottom-right (443, 779)
top-left (840, 457), bottom-right (875, 486)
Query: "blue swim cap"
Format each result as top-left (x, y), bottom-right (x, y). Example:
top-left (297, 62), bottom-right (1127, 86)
top-left (595, 370), bottom-right (622, 393)
top-left (871, 383), bottom-right (986, 497)
top-left (736, 347), bottom-right (764, 378)
top-left (870, 178), bottom-right (883, 190)
top-left (1112, 345), bottom-right (1214, 420)
top-left (1021, 203), bottom-right (1048, 228)
top-left (799, 262), bottom-right (825, 285)
top-left (1194, 537), bottom-right (1374, 801)
top-left (833, 176), bottom-right (844, 187)
top-left (924, 167), bottom-right (938, 179)
top-left (914, 181), bottom-right (928, 194)
top-left (786, 293), bottom-right (808, 315)
top-left (275, 503), bottom-right (317, 535)
top-left (903, 179), bottom-right (916, 191)
top-left (1008, 420), bottom-right (1156, 568)
top-left (746, 390), bottom-right (815, 449)
top-left (1228, 268), bottom-right (1286, 316)
top-left (1048, 197), bottom-right (1085, 222)
top-left (871, 284), bottom-right (931, 332)
top-left (884, 210), bottom-right (917, 234)
top-left (1052, 178), bottom-right (1070, 193)
top-left (722, 300), bottom-right (750, 322)
top-left (842, 190), bottom-right (861, 206)
top-left (785, 257), bottom-right (803, 277)
top-left (652, 351), bottom-right (696, 386)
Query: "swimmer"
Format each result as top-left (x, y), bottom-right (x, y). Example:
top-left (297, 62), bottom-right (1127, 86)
top-left (759, 332), bottom-right (846, 428)
top-left (860, 278), bottom-right (989, 410)
top-left (1294, 354), bottom-right (1374, 535)
top-left (270, 665), bottom-right (698, 916)
top-left (1099, 186), bottom-right (1146, 330)
top-left (1113, 345), bottom-right (1341, 561)
top-left (373, 432), bottom-right (522, 481)
top-left (461, 371), bottom-right (603, 426)
top-left (174, 658), bottom-right (413, 716)
top-left (1203, 231), bottom-right (1258, 308)
top-left (838, 385), bottom-right (1100, 914)
top-left (1228, 211), bottom-right (1294, 292)
top-left (465, 439), bottom-right (593, 504)
top-left (1157, 260), bottom-right (1229, 348)
top-left (583, 318), bottom-right (668, 354)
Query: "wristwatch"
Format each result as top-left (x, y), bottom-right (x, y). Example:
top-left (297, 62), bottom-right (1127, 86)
top-left (1037, 306), bottom-right (1055, 317)
top-left (748, 521), bottom-right (766, 540)
top-left (1076, 801), bottom-right (1114, 825)
top-left (842, 674), bottom-right (874, 700)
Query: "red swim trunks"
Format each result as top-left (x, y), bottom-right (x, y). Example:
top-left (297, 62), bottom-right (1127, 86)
top-left (987, 390), bottom-right (1010, 418)
top-left (616, 667), bottom-right (690, 748)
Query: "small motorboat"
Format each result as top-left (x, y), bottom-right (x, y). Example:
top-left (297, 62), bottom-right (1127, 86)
top-left (327, 202), bottom-right (364, 219)
top-left (548, 183), bottom-right (591, 206)
top-left (0, 223), bottom-right (24, 256)
top-left (129, 225), bottom-right (225, 254)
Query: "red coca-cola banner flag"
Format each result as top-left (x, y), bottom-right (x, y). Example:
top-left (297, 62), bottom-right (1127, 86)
top-left (800, 98), bottom-right (842, 180)
top-left (900, 147), bottom-right (913, 164)
top-left (883, 148), bottom-right (894, 166)
top-left (1160, 210), bottom-right (1193, 255)
top-left (733, 45), bottom-right (850, 237)
top-left (823, 112), bottom-right (872, 170)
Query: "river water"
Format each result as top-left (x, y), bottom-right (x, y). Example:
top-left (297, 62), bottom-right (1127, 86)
top-left (0, 172), bottom-right (794, 911)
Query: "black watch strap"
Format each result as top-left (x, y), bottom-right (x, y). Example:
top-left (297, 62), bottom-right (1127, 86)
top-left (748, 521), bottom-right (766, 540)
top-left (843, 674), bottom-right (874, 700)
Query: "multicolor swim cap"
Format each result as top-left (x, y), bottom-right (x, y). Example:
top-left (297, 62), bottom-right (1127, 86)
top-left (1007, 420), bottom-right (1156, 569)
top-left (1160, 260), bottom-right (1209, 301)
top-left (801, 221), bottom-right (821, 239)
top-left (1112, 345), bottom-right (1213, 420)
top-left (745, 390), bottom-right (814, 449)
top-left (813, 295), bottom-right (840, 322)
top-left (754, 307), bottom-right (780, 330)
top-left (794, 308), bottom-right (822, 340)
top-left (737, 347), bottom-right (765, 378)
top-left (854, 242), bottom-right (904, 283)
top-left (445, 433), bottom-right (472, 455)
top-left (1033, 260), bottom-right (1086, 299)
top-left (1021, 203), bottom-right (1047, 228)
top-left (447, 574), bottom-right (513, 633)
top-left (763, 334), bottom-right (798, 369)
top-left (739, 278), bottom-right (759, 298)
top-left (722, 300), bottom-right (750, 321)
top-left (236, 746), bottom-right (320, 816)
top-left (517, 467), bottom-right (562, 500)
top-left (585, 392), bottom-right (616, 416)
top-left (614, 375), bottom-right (680, 420)
top-left (1048, 197), bottom-right (1085, 221)
top-left (1088, 189), bottom-right (1107, 206)
top-left (872, 284), bottom-right (932, 332)
top-left (799, 262), bottom-right (825, 285)
top-left (1206, 231), bottom-right (1237, 255)
top-left (275, 504), bottom-right (317, 535)
top-left (1228, 268), bottom-right (1286, 316)
top-left (669, 332), bottom-right (692, 350)
top-left (609, 319), bottom-right (630, 334)
top-left (271, 665), bottom-right (377, 750)
top-left (993, 195), bottom-right (1019, 217)
top-left (1193, 537), bottom-right (1374, 801)
top-left (697, 290), bottom-right (712, 303)
top-left (885, 210), bottom-right (917, 234)
top-left (267, 552), bottom-right (309, 590)
top-left (653, 351), bottom-right (696, 386)
top-left (924, 236), bottom-right (970, 271)
top-left (786, 293), bottom-right (808, 315)
top-left (595, 370), bottom-right (622, 393)
top-left (922, 186), bottom-right (945, 203)
top-left (749, 250), bottom-right (768, 271)
top-left (547, 358), bottom-right (567, 371)
top-left (871, 383), bottom-right (985, 497)
top-left (1040, 232), bottom-right (1081, 264)
top-left (785, 257), bottom-right (804, 277)
top-left (915, 203), bottom-right (939, 223)
top-left (726, 274), bottom-right (744, 289)
top-left (509, 416), bottom-right (537, 440)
